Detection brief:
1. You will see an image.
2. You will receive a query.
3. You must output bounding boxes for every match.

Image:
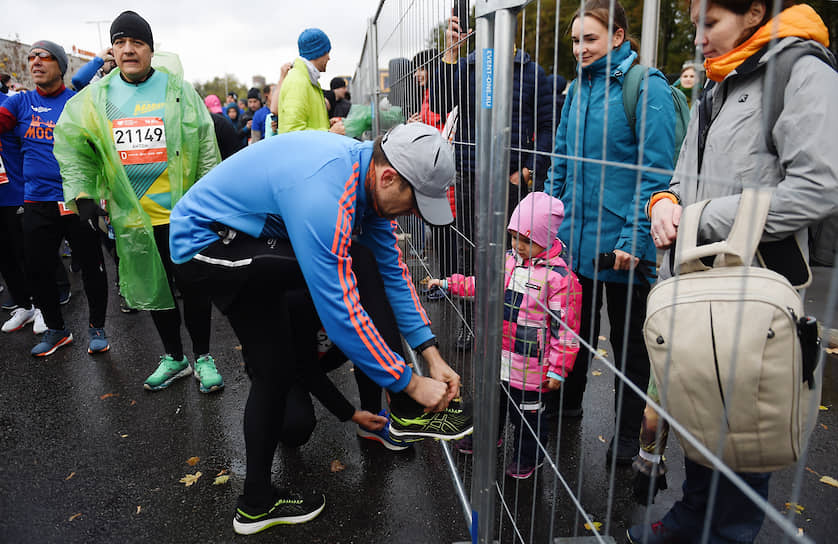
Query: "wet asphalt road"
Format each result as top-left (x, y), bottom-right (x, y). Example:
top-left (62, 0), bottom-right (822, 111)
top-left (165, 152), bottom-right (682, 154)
top-left (0, 258), bottom-right (835, 543)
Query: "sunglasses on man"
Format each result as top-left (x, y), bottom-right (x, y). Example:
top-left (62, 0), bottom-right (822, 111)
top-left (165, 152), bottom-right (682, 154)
top-left (28, 51), bottom-right (55, 62)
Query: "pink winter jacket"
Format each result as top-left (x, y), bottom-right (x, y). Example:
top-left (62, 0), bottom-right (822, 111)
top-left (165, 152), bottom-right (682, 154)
top-left (446, 240), bottom-right (583, 392)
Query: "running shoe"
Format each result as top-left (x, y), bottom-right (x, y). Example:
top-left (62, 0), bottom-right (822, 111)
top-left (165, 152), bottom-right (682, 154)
top-left (233, 489), bottom-right (325, 535)
top-left (389, 398), bottom-right (473, 441)
top-left (194, 354), bottom-right (224, 393)
top-left (144, 355), bottom-right (191, 391)
top-left (425, 285), bottom-right (448, 301)
top-left (505, 458), bottom-right (544, 480)
top-left (453, 435), bottom-right (503, 455)
top-left (31, 328), bottom-right (73, 357)
top-left (32, 309), bottom-right (47, 335)
top-left (356, 410), bottom-right (413, 451)
top-left (2, 306), bottom-right (36, 332)
top-left (87, 326), bottom-right (110, 354)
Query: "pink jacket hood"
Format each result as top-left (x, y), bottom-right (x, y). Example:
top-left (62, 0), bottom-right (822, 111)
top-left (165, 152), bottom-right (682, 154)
top-left (507, 192), bottom-right (564, 249)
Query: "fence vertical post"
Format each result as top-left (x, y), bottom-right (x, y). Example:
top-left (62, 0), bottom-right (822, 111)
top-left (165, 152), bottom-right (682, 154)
top-left (472, 1), bottom-right (521, 542)
top-left (369, 17), bottom-right (381, 137)
top-left (639, 0), bottom-right (661, 67)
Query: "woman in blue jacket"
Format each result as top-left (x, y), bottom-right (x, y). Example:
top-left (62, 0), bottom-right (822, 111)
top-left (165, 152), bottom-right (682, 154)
top-left (545, 0), bottom-right (675, 463)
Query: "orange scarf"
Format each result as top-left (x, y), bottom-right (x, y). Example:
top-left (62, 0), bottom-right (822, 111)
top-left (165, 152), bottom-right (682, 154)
top-left (704, 4), bottom-right (829, 82)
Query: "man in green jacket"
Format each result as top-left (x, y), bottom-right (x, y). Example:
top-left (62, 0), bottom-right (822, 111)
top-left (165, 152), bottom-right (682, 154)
top-left (277, 28), bottom-right (344, 135)
top-left (54, 10), bottom-right (224, 394)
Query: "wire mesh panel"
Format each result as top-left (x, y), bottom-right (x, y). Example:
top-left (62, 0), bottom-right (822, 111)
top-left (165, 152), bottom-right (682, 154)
top-left (353, 1), bottom-right (838, 543)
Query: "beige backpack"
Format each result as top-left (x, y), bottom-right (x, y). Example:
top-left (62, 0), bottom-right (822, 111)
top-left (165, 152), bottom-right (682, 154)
top-left (644, 189), bottom-right (820, 472)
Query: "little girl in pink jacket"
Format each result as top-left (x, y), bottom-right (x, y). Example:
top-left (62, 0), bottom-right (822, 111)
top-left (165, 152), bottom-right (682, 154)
top-left (429, 192), bottom-right (582, 478)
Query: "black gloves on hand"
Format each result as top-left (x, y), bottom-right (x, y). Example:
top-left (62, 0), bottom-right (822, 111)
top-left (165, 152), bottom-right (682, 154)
top-left (631, 454), bottom-right (668, 505)
top-left (75, 198), bottom-right (108, 233)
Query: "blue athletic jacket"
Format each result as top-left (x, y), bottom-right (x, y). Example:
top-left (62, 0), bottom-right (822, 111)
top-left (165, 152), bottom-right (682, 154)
top-left (546, 42), bottom-right (674, 283)
top-left (169, 131), bottom-right (433, 392)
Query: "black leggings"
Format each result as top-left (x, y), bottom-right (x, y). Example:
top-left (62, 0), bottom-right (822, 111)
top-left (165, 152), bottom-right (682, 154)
top-left (149, 224), bottom-right (212, 360)
top-left (23, 202), bottom-right (107, 329)
top-left (177, 232), bottom-right (424, 507)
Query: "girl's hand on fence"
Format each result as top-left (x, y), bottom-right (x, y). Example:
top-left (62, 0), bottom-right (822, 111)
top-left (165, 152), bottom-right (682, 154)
top-left (545, 378), bottom-right (562, 391)
top-left (613, 249), bottom-right (639, 270)
top-left (427, 278), bottom-right (442, 288)
top-left (650, 199), bottom-right (682, 248)
top-left (352, 410), bottom-right (388, 431)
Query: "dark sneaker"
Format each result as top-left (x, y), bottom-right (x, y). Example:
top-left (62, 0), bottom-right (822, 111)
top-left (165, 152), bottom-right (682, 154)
top-left (389, 398), bottom-right (473, 441)
top-left (454, 435), bottom-right (503, 454)
top-left (119, 295), bottom-right (138, 314)
top-left (505, 458), bottom-right (544, 480)
top-left (31, 328), bottom-right (74, 357)
top-left (144, 355), bottom-right (191, 391)
top-left (606, 433), bottom-right (637, 466)
top-left (58, 288), bottom-right (71, 305)
top-left (356, 410), bottom-right (413, 451)
top-left (87, 326), bottom-right (110, 354)
top-left (425, 285), bottom-right (448, 301)
top-left (626, 521), bottom-right (685, 543)
top-left (233, 489), bottom-right (325, 535)
top-left (455, 324), bottom-right (473, 351)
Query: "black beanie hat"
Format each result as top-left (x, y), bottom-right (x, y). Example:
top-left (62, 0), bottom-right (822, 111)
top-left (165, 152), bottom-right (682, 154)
top-left (110, 11), bottom-right (154, 51)
top-left (247, 87), bottom-right (261, 101)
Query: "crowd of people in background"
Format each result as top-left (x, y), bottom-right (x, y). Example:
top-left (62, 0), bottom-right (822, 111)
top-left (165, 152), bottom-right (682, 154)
top-left (1, 0), bottom-right (836, 541)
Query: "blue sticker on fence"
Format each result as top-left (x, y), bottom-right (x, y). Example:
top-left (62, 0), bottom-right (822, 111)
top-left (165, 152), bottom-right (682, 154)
top-left (482, 49), bottom-right (494, 109)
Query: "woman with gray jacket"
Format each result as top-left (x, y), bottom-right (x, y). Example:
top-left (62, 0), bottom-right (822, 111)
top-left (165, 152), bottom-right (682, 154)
top-left (630, 1), bottom-right (838, 542)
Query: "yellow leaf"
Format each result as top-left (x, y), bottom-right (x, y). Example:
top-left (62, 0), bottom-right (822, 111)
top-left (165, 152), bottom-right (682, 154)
top-left (784, 502), bottom-right (804, 514)
top-left (591, 370), bottom-right (602, 376)
top-left (120, 434), bottom-right (128, 438)
top-left (136, 505), bottom-right (142, 514)
top-left (596, 348), bottom-right (608, 358)
top-left (584, 521), bottom-right (602, 531)
top-left (213, 475), bottom-right (230, 486)
top-left (65, 471), bottom-right (75, 481)
top-left (179, 472), bottom-right (202, 487)
top-left (819, 405), bottom-right (828, 411)
top-left (597, 435), bottom-right (606, 443)
top-left (819, 475), bottom-right (838, 488)
top-left (330, 459), bottom-right (346, 473)
top-left (186, 456), bottom-right (200, 466)
top-left (68, 512), bottom-right (82, 522)
top-left (825, 347), bottom-right (837, 355)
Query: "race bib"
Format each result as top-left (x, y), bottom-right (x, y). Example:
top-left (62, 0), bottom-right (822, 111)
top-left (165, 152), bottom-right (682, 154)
top-left (0, 154), bottom-right (7, 184)
top-left (112, 117), bottom-right (167, 165)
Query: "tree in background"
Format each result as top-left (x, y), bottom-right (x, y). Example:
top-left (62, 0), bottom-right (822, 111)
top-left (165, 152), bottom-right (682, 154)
top-left (193, 74), bottom-right (247, 101)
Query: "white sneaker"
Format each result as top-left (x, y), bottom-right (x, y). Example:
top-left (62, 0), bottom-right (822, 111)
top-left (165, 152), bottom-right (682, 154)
top-left (32, 309), bottom-right (47, 335)
top-left (2, 306), bottom-right (36, 332)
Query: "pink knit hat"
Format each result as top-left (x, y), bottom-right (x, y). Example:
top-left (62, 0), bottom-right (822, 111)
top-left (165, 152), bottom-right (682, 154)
top-left (204, 94), bottom-right (222, 114)
top-left (507, 192), bottom-right (565, 249)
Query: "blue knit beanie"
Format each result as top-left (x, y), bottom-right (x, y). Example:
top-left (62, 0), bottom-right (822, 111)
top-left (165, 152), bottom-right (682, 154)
top-left (298, 28), bottom-right (331, 60)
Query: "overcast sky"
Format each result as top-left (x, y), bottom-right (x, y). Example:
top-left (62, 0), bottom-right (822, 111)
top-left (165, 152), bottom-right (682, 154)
top-left (0, 0), bottom-right (399, 89)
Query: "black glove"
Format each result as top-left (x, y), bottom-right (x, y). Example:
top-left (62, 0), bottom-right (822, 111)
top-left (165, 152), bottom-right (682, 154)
top-left (631, 454), bottom-right (668, 505)
top-left (75, 198), bottom-right (108, 233)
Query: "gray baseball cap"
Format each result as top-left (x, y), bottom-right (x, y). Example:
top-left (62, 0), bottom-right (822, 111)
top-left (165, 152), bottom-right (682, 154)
top-left (380, 123), bottom-right (455, 226)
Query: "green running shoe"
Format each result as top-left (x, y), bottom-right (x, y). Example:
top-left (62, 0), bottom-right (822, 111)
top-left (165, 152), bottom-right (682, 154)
top-left (233, 489), bottom-right (325, 535)
top-left (389, 397), bottom-right (474, 441)
top-left (194, 354), bottom-right (224, 393)
top-left (144, 355), bottom-right (191, 391)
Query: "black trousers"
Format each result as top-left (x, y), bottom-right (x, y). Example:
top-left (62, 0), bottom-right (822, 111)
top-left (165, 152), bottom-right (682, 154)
top-left (561, 274), bottom-right (650, 438)
top-left (176, 232), bottom-right (423, 507)
top-left (22, 201), bottom-right (107, 330)
top-left (149, 224), bottom-right (212, 360)
top-left (0, 205), bottom-right (30, 307)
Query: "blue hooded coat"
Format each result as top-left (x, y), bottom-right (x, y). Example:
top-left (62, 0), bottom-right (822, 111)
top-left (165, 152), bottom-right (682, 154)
top-left (546, 42), bottom-right (674, 284)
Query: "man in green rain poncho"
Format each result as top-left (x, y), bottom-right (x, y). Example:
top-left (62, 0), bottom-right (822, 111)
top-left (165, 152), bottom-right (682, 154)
top-left (54, 11), bottom-right (224, 393)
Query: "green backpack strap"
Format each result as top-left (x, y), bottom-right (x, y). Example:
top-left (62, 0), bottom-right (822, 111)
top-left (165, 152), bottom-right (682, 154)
top-left (620, 63), bottom-right (646, 138)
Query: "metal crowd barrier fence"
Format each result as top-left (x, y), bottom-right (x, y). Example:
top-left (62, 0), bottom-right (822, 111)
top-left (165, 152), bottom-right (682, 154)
top-left (351, 1), bottom-right (836, 543)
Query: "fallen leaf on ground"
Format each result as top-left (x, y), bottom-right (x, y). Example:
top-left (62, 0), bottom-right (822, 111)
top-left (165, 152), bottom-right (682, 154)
top-left (591, 370), bottom-right (603, 376)
top-left (798, 528), bottom-right (805, 536)
top-left (130, 400), bottom-right (136, 406)
top-left (819, 475), bottom-right (838, 488)
top-left (805, 467), bottom-right (821, 477)
top-left (100, 393), bottom-right (119, 400)
top-left (234, 345), bottom-right (242, 351)
top-left (213, 475), bottom-right (230, 485)
top-left (179, 472), bottom-right (202, 487)
top-left (584, 521), bottom-right (602, 531)
top-left (819, 405), bottom-right (829, 411)
top-left (784, 502), bottom-right (804, 514)
top-left (68, 513), bottom-right (82, 522)
top-left (597, 435), bottom-right (606, 443)
top-left (216, 469), bottom-right (228, 477)
top-left (65, 472), bottom-right (75, 481)
top-left (598, 336), bottom-right (607, 342)
top-left (330, 459), bottom-right (346, 473)
top-left (136, 506), bottom-right (142, 514)
top-left (825, 347), bottom-right (837, 355)
top-left (186, 456), bottom-right (200, 466)
top-left (596, 348), bottom-right (608, 358)
top-left (821, 424), bottom-right (828, 430)
top-left (120, 434), bottom-right (128, 438)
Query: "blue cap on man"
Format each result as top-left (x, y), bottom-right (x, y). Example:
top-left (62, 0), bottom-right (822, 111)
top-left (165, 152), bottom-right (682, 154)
top-left (298, 28), bottom-right (331, 60)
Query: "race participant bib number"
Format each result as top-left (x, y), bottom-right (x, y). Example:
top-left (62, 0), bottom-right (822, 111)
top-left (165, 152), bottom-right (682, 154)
top-left (112, 117), bottom-right (167, 165)
top-left (0, 155), bottom-right (7, 184)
